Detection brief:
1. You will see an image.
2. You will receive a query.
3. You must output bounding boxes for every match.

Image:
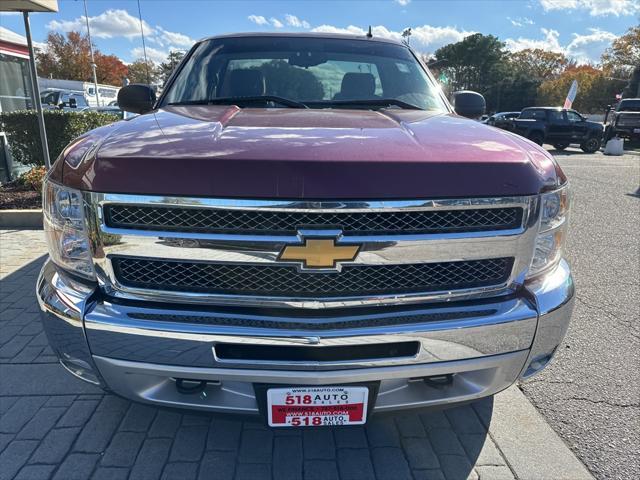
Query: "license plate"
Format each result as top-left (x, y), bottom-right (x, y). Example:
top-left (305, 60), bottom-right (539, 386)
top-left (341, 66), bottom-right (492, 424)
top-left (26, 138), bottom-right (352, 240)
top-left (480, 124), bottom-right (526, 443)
top-left (267, 386), bottom-right (369, 427)
top-left (634, 128), bottom-right (640, 133)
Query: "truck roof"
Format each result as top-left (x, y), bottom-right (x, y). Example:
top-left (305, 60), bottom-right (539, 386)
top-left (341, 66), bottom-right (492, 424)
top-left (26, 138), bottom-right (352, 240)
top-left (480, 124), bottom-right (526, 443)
top-left (199, 31), bottom-right (404, 46)
top-left (522, 107), bottom-right (565, 111)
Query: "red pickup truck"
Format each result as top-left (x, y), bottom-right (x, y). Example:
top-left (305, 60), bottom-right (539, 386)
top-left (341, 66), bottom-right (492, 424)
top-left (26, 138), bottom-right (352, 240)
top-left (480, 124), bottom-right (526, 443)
top-left (38, 33), bottom-right (574, 428)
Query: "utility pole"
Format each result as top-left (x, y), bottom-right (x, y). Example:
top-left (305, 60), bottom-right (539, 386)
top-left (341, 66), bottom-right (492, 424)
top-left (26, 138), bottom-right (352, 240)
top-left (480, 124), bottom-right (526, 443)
top-left (83, 0), bottom-right (100, 107)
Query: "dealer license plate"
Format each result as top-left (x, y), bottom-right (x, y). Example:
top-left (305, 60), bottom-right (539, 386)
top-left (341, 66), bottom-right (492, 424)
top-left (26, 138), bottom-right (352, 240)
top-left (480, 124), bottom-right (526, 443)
top-left (267, 386), bottom-right (369, 427)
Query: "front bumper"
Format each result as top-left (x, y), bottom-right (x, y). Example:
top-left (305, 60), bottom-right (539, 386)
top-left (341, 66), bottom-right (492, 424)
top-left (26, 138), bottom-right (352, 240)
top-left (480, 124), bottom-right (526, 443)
top-left (37, 259), bottom-right (574, 414)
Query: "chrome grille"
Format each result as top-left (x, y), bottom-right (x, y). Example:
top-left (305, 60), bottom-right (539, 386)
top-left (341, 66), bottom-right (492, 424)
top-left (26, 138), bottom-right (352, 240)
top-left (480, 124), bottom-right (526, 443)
top-left (128, 309), bottom-right (495, 330)
top-left (104, 204), bottom-right (523, 235)
top-left (112, 257), bottom-right (513, 298)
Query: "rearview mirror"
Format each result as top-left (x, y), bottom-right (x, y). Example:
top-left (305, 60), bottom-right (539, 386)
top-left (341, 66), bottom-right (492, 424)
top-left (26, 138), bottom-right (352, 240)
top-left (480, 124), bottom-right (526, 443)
top-left (452, 91), bottom-right (486, 119)
top-left (117, 84), bottom-right (156, 114)
top-left (288, 51), bottom-right (328, 68)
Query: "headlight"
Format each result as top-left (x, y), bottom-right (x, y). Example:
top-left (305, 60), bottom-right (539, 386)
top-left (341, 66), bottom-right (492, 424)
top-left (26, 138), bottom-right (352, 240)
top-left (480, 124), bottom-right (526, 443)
top-left (527, 184), bottom-right (570, 278)
top-left (43, 177), bottom-right (95, 280)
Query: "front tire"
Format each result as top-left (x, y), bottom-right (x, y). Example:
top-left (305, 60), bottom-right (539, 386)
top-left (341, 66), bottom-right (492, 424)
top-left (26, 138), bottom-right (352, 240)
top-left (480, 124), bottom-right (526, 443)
top-left (580, 137), bottom-right (601, 153)
top-left (553, 142), bottom-right (570, 151)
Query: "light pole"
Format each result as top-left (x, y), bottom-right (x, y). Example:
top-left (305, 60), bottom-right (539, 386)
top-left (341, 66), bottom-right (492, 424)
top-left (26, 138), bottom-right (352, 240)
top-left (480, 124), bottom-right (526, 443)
top-left (83, 0), bottom-right (100, 107)
top-left (22, 11), bottom-right (50, 168)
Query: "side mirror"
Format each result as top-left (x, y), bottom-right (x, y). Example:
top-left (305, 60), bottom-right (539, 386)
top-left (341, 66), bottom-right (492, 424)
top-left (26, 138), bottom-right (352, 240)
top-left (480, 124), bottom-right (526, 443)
top-left (117, 84), bottom-right (156, 114)
top-left (453, 90), bottom-right (486, 119)
top-left (68, 98), bottom-right (77, 109)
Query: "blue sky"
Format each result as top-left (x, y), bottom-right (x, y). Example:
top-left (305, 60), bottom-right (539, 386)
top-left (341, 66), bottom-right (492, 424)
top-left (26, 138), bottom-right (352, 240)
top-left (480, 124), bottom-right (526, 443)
top-left (1, 0), bottom-right (637, 64)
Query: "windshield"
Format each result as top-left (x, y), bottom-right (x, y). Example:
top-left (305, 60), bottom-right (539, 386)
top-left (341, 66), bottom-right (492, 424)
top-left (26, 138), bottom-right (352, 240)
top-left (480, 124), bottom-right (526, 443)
top-left (162, 36), bottom-right (448, 111)
top-left (41, 91), bottom-right (60, 106)
top-left (617, 99), bottom-right (640, 112)
top-left (519, 109), bottom-right (547, 120)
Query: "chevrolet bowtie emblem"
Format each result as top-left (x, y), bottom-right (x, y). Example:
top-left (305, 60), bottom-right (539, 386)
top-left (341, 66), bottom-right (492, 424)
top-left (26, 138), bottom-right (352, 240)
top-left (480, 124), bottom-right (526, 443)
top-left (279, 238), bottom-right (360, 269)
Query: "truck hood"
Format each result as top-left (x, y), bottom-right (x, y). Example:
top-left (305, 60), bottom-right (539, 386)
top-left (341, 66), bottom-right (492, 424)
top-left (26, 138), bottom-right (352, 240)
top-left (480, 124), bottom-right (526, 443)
top-left (61, 105), bottom-right (561, 199)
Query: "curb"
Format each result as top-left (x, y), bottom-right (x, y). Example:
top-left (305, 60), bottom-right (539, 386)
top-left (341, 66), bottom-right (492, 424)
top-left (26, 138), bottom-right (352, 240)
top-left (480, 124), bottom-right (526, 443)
top-left (0, 209), bottom-right (42, 228)
top-left (488, 386), bottom-right (594, 480)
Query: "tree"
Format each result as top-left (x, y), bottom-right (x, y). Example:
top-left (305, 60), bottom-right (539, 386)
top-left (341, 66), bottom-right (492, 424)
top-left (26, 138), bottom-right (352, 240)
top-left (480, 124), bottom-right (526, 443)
top-left (36, 31), bottom-right (128, 86)
top-left (157, 51), bottom-right (185, 85)
top-left (601, 26), bottom-right (640, 74)
top-left (127, 59), bottom-right (158, 84)
top-left (433, 34), bottom-right (510, 111)
top-left (258, 60), bottom-right (324, 100)
top-left (36, 32), bottom-right (93, 82)
top-left (94, 54), bottom-right (128, 86)
top-left (537, 66), bottom-right (623, 113)
top-left (508, 49), bottom-right (569, 81)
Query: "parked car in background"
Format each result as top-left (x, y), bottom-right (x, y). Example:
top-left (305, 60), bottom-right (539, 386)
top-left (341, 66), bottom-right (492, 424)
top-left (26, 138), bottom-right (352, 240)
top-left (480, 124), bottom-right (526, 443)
top-left (38, 32), bottom-right (574, 427)
top-left (487, 111), bottom-right (520, 129)
top-left (89, 105), bottom-right (125, 119)
top-left (604, 98), bottom-right (640, 143)
top-left (509, 107), bottom-right (603, 153)
top-left (39, 77), bottom-right (120, 107)
top-left (40, 89), bottom-right (91, 111)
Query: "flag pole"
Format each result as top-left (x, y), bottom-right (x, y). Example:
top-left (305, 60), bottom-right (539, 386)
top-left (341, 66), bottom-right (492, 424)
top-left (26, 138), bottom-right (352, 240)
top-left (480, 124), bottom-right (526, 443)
top-left (83, 0), bottom-right (100, 107)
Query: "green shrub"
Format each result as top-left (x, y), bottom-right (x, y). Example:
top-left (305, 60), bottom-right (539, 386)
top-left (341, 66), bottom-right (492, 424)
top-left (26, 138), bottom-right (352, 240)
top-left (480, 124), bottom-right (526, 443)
top-left (0, 110), bottom-right (118, 166)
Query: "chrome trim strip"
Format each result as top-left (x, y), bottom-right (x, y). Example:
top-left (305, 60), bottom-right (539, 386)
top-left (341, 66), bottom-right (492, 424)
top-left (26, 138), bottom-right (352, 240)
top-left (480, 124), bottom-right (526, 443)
top-left (94, 193), bottom-right (532, 212)
top-left (83, 192), bottom-right (540, 308)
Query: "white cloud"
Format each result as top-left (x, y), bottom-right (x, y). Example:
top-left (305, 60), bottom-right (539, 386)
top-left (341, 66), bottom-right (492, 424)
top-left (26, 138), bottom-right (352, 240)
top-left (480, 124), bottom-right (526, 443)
top-left (284, 14), bottom-right (311, 29)
top-left (248, 15), bottom-right (268, 26)
top-left (311, 25), bottom-right (367, 35)
top-left (506, 26), bottom-right (618, 63)
top-left (270, 18), bottom-right (284, 28)
top-left (47, 9), bottom-right (154, 39)
top-left (395, 0), bottom-right (412, 5)
top-left (153, 27), bottom-right (194, 48)
top-left (130, 46), bottom-right (169, 64)
top-left (566, 27), bottom-right (618, 62)
top-left (311, 24), bottom-right (472, 52)
top-left (506, 28), bottom-right (563, 53)
top-left (539, 0), bottom-right (639, 16)
top-left (508, 16), bottom-right (535, 27)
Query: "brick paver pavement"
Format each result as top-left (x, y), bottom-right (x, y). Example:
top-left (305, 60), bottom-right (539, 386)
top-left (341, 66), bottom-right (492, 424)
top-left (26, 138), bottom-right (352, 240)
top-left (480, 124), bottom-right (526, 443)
top-left (0, 229), bottom-right (518, 480)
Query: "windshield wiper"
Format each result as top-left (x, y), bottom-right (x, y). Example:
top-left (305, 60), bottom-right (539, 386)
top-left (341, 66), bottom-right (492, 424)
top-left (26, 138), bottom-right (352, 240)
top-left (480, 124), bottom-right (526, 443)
top-left (168, 96), bottom-right (308, 109)
top-left (307, 98), bottom-right (423, 110)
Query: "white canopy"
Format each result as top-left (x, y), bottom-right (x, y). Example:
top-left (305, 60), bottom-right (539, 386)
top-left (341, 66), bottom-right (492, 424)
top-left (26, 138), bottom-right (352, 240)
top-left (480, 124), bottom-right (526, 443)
top-left (0, 1), bottom-right (58, 12)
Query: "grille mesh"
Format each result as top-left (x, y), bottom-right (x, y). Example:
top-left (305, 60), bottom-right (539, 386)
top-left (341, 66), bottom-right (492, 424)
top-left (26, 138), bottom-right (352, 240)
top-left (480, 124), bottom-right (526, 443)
top-left (104, 205), bottom-right (522, 235)
top-left (129, 309), bottom-right (497, 330)
top-left (113, 257), bottom-right (513, 297)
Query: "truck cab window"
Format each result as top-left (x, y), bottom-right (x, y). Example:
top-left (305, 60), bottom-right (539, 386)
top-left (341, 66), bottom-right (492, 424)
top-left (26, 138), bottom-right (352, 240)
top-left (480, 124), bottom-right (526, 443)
top-left (567, 111), bottom-right (583, 122)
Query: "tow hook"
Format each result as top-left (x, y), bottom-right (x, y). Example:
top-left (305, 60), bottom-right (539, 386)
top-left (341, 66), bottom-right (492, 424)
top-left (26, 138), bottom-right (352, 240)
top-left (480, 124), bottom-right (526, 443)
top-left (174, 378), bottom-right (209, 395)
top-left (418, 374), bottom-right (455, 388)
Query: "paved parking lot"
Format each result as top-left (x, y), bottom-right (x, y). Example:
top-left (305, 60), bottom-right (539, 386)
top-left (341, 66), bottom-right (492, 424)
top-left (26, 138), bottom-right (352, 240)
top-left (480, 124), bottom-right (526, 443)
top-left (521, 149), bottom-right (640, 480)
top-left (2, 148), bottom-right (635, 480)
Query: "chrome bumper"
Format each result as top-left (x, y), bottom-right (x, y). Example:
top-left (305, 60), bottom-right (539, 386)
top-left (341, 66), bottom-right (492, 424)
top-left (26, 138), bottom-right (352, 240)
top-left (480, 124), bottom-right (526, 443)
top-left (37, 259), bottom-right (574, 414)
